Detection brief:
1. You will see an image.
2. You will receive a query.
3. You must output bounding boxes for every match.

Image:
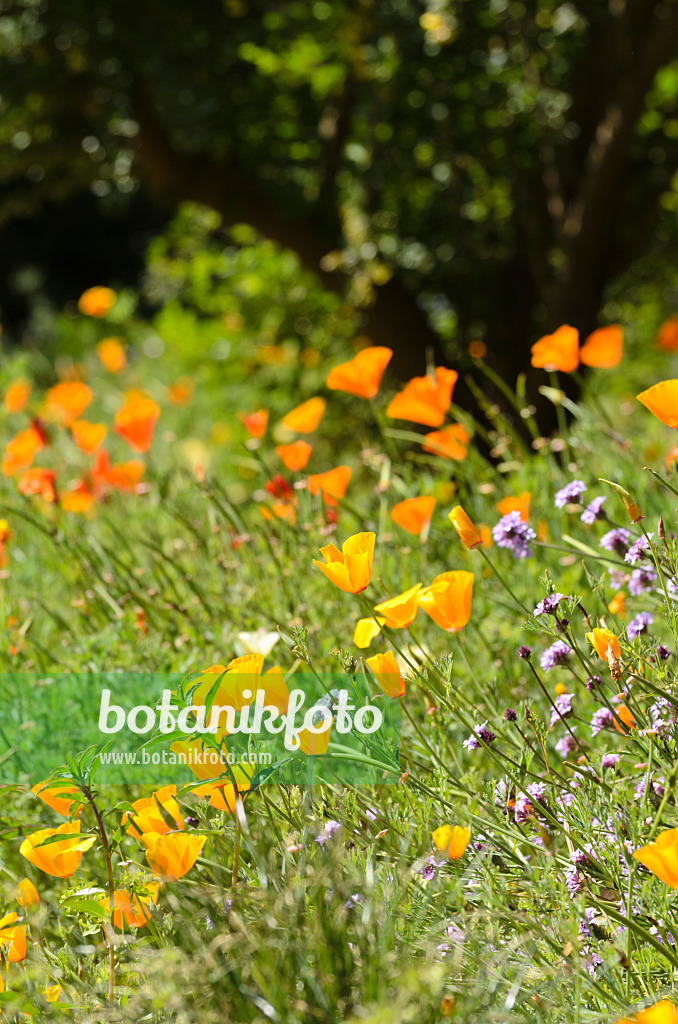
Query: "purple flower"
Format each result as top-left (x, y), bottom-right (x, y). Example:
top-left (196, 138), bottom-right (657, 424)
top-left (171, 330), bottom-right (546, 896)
top-left (657, 645), bottom-right (671, 661)
top-left (464, 721), bottom-right (495, 751)
top-left (591, 707), bottom-right (614, 736)
top-left (601, 753), bottom-right (620, 770)
top-left (518, 645), bottom-right (532, 660)
top-left (492, 511), bottom-right (536, 559)
top-left (550, 692), bottom-right (573, 727)
top-left (625, 535), bottom-right (652, 565)
top-left (565, 868), bottom-right (583, 897)
top-left (607, 568), bottom-right (627, 591)
top-left (581, 496), bottom-right (606, 525)
top-left (649, 697), bottom-right (672, 735)
top-left (555, 734), bottom-right (577, 758)
top-left (627, 611), bottom-right (653, 641)
top-left (540, 640), bottom-right (572, 672)
top-left (504, 707), bottom-right (517, 721)
top-left (586, 675), bottom-right (602, 691)
top-left (629, 567), bottom-right (656, 596)
top-left (555, 480), bottom-right (587, 509)
top-left (534, 592), bottom-right (565, 616)
top-left (420, 855), bottom-right (443, 881)
top-left (316, 820), bottom-right (341, 845)
top-left (600, 528), bottom-right (631, 556)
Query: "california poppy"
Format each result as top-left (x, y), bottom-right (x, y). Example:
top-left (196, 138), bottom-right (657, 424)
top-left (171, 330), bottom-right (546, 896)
top-left (281, 397), bottom-right (326, 433)
top-left (386, 367), bottom-right (458, 427)
top-left (2, 426), bottom-right (45, 476)
top-left (4, 379), bottom-right (31, 414)
top-left (326, 346), bottom-right (393, 399)
top-left (239, 409), bottom-right (268, 438)
top-left (141, 831), bottom-right (206, 880)
top-left (297, 718), bottom-right (333, 755)
top-left (353, 617), bottom-right (386, 649)
top-left (78, 286), bottom-right (117, 318)
top-left (114, 394), bottom-right (160, 452)
top-left (614, 703), bottom-right (636, 734)
top-left (61, 481), bottom-right (96, 515)
top-left (96, 337), bottom-right (127, 373)
top-left (432, 824), bottom-right (471, 859)
top-left (15, 878), bottom-right (39, 908)
top-left (637, 380), bottom-right (678, 427)
top-left (618, 1002), bottom-right (678, 1024)
top-left (307, 465), bottom-right (351, 506)
top-left (192, 779), bottom-right (250, 812)
top-left (276, 441), bottom-right (312, 471)
top-left (496, 492), bottom-right (531, 522)
top-left (633, 827), bottom-right (678, 888)
top-left (422, 423), bottom-right (469, 460)
top-left (579, 324), bottom-right (623, 368)
top-left (71, 419), bottom-right (107, 454)
top-left (20, 821), bottom-right (95, 877)
top-left (449, 506), bottom-right (482, 548)
top-left (656, 317), bottom-right (678, 352)
top-left (125, 785), bottom-right (183, 839)
top-left (365, 651), bottom-right (405, 698)
top-left (32, 779), bottom-right (80, 817)
top-left (43, 381), bottom-right (93, 425)
top-left (608, 591), bottom-right (626, 618)
top-left (374, 583), bottom-right (423, 628)
top-left (530, 325), bottom-right (579, 373)
top-left (390, 495), bottom-right (436, 536)
top-left (18, 468), bottom-right (57, 503)
top-left (168, 378), bottom-right (195, 406)
top-left (418, 571), bottom-right (474, 632)
top-left (313, 531), bottom-right (375, 594)
top-left (0, 912), bottom-right (26, 962)
top-left (586, 626), bottom-right (621, 662)
top-left (99, 884), bottom-right (159, 928)
top-left (91, 451), bottom-right (145, 494)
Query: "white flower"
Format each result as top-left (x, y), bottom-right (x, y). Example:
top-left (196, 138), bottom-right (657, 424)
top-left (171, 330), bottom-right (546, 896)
top-left (237, 629), bottom-right (280, 657)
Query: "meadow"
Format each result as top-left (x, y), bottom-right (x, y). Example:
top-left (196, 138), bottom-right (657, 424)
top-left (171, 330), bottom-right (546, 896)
top-left (2, 208), bottom-right (678, 1023)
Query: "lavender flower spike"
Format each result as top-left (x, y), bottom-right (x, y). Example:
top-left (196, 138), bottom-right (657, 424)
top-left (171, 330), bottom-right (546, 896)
top-left (555, 480), bottom-right (587, 509)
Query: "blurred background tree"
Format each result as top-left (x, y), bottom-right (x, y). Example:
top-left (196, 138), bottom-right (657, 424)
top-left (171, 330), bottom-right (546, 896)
top-left (2, 0), bottom-right (678, 379)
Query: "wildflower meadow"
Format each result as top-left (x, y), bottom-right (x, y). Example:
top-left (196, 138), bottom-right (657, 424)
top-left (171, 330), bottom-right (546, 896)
top-left (0, 233), bottom-right (678, 1024)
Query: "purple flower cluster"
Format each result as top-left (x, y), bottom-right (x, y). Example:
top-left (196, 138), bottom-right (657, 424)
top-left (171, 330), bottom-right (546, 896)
top-left (315, 820), bottom-right (341, 845)
top-left (627, 611), bottom-right (653, 641)
top-left (555, 734), bottom-right (577, 758)
top-left (550, 692), bottom-right (573, 727)
top-left (600, 528), bottom-right (631, 556)
top-left (463, 720), bottom-right (495, 751)
top-left (492, 511), bottom-right (536, 559)
top-left (554, 480), bottom-right (587, 509)
top-left (601, 753), bottom-right (620, 770)
top-left (540, 640), bottom-right (572, 672)
top-left (534, 592), bottom-right (565, 616)
top-left (581, 496), bottom-right (606, 524)
top-left (625, 534), bottom-right (652, 565)
top-left (590, 707), bottom-right (614, 736)
top-left (629, 567), bottom-right (656, 595)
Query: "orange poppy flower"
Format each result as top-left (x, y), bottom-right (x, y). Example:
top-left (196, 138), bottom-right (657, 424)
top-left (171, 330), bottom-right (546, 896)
top-left (71, 419), bottom-right (107, 454)
top-left (2, 426), bottom-right (45, 476)
top-left (32, 779), bottom-right (80, 817)
top-left (168, 377), bottom-right (194, 405)
top-left (614, 703), bottom-right (636, 734)
top-left (579, 324), bottom-right (623, 368)
top-left (99, 884), bottom-right (159, 929)
top-left (586, 627), bottom-right (621, 662)
top-left (656, 317), bottom-right (678, 352)
top-left (114, 395), bottom-right (160, 452)
top-left (496, 492), bottom-right (531, 522)
top-left (353, 616), bottom-right (386, 649)
top-left (281, 397), bottom-right (326, 433)
top-left (313, 531), bottom-right (375, 594)
top-left (617, 1001), bottom-right (678, 1024)
top-left (530, 325), bottom-right (579, 373)
top-left (608, 591), bottom-right (626, 618)
top-left (432, 824), bottom-right (471, 860)
top-left (61, 481), bottom-right (96, 515)
top-left (239, 409), bottom-right (268, 438)
top-left (422, 423), bottom-right (469, 460)
top-left (91, 451), bottom-right (144, 495)
top-left (78, 286), bottom-right (117, 318)
top-left (276, 441), bottom-right (312, 471)
top-left (307, 465), bottom-right (351, 506)
top-left (418, 570), bottom-right (474, 632)
top-left (390, 495), bottom-right (436, 536)
top-left (4, 379), bottom-right (31, 414)
top-left (141, 831), bottom-right (206, 880)
top-left (15, 878), bottom-right (39, 908)
top-left (124, 785), bottom-right (183, 839)
top-left (633, 827), bottom-right (678, 888)
top-left (386, 367), bottom-right (458, 427)
top-left (20, 821), bottom-right (95, 877)
top-left (298, 721), bottom-right (333, 755)
top-left (449, 506), bottom-right (482, 548)
top-left (637, 380), bottom-right (678, 427)
top-left (192, 780), bottom-right (250, 813)
top-left (43, 381), bottom-right (93, 425)
top-left (365, 651), bottom-right (405, 698)
top-left (18, 468), bottom-right (57, 503)
top-left (0, 913), bottom-right (26, 963)
top-left (96, 337), bottom-right (127, 373)
top-left (374, 583), bottom-right (423, 628)
top-left (326, 346), bottom-right (393, 399)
